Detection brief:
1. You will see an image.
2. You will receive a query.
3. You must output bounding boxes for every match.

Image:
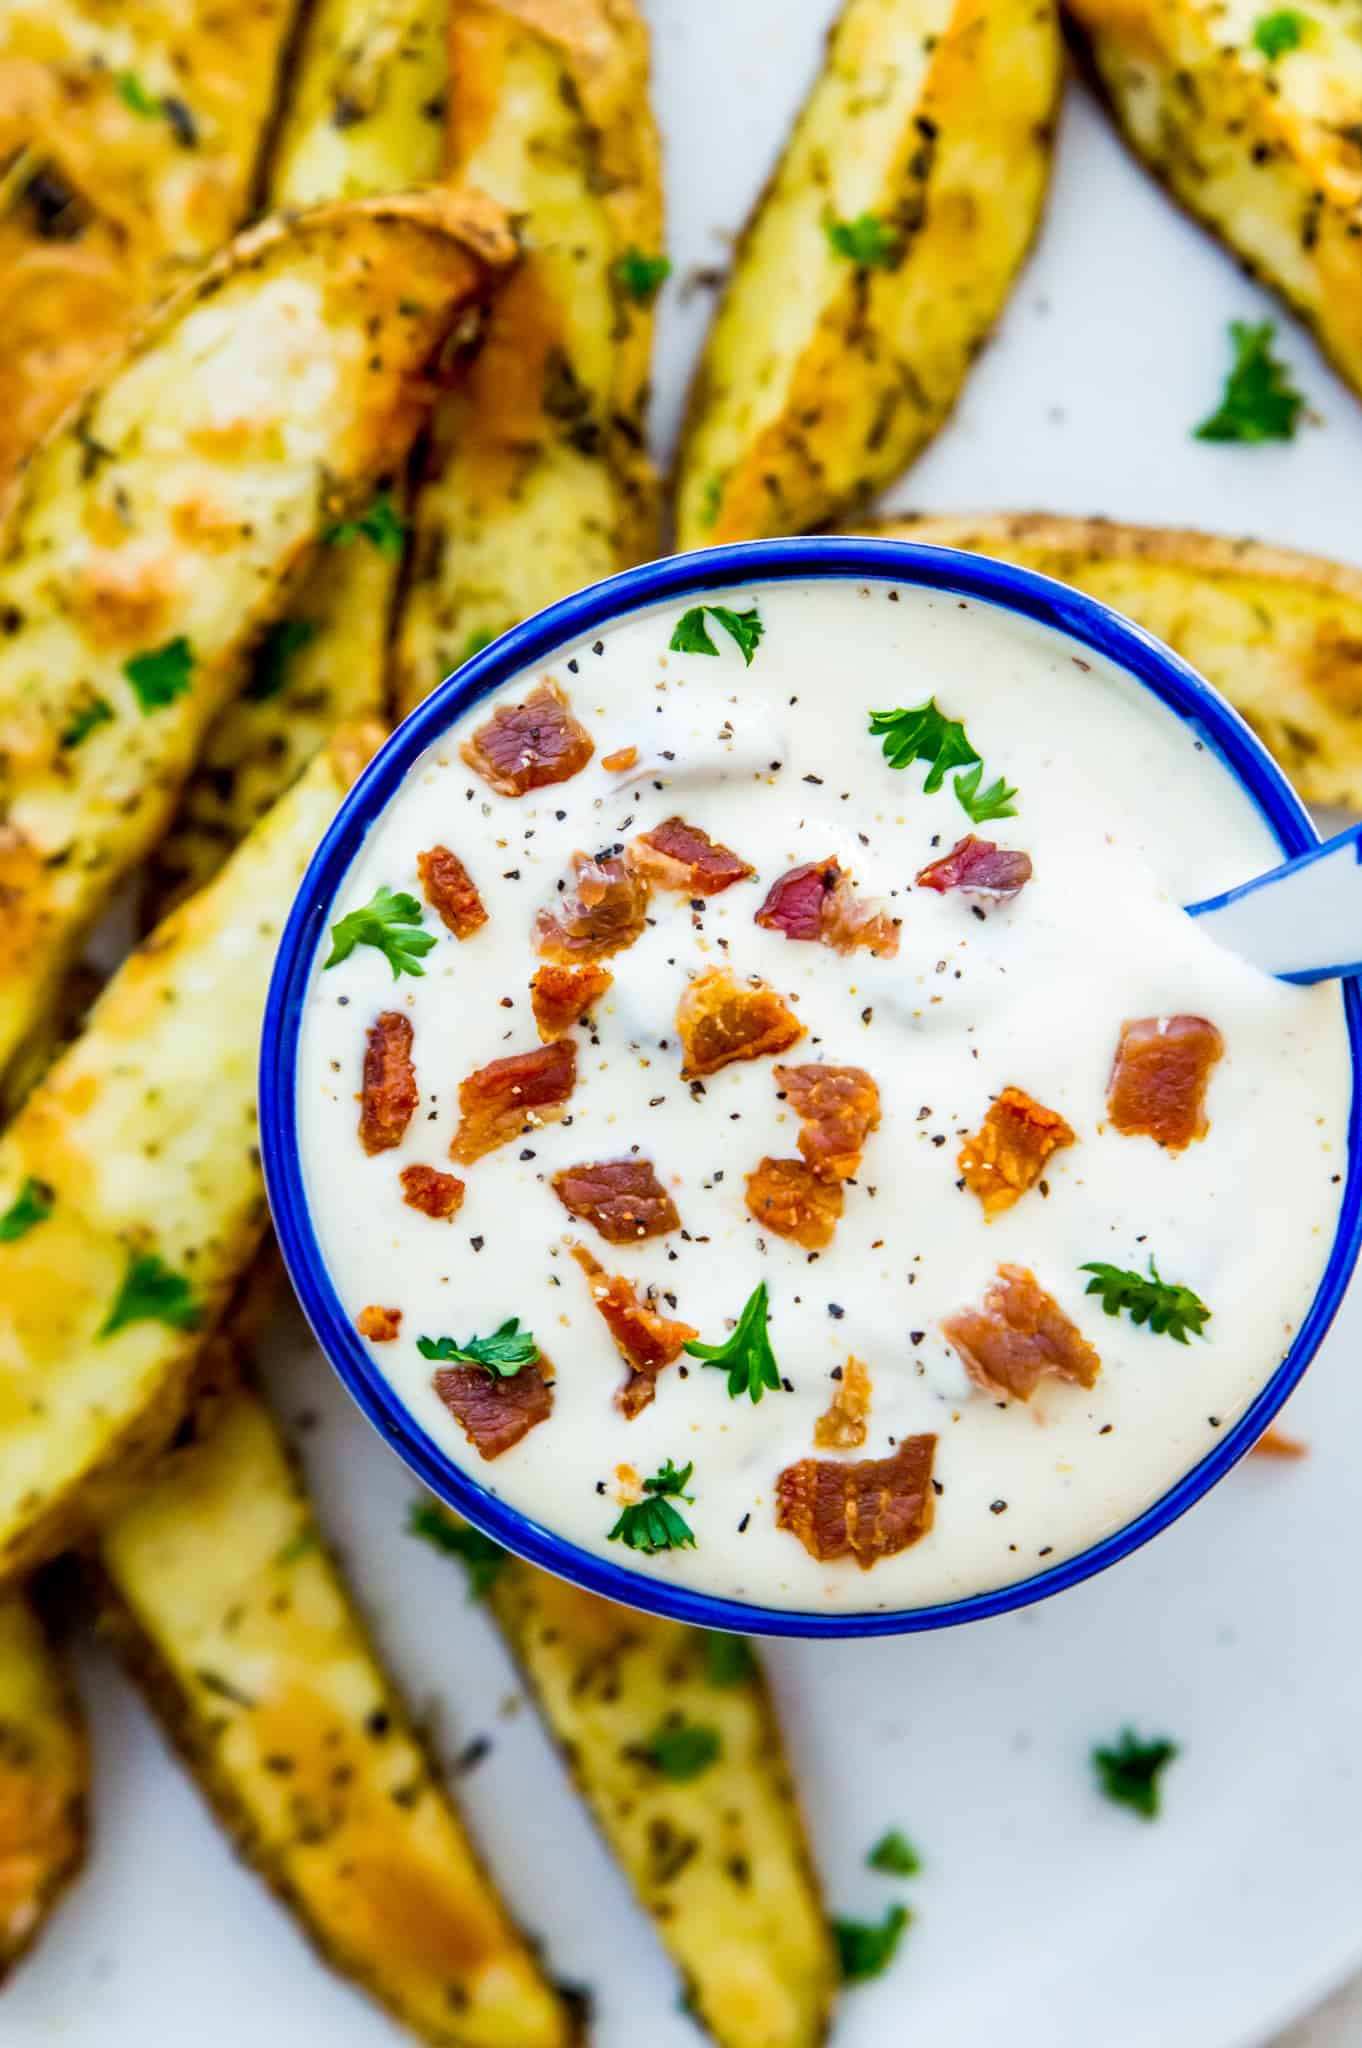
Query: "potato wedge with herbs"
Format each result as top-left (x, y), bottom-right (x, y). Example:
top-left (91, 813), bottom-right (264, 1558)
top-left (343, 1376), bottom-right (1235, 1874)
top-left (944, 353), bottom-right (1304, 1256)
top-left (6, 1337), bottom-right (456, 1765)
top-left (0, 725), bottom-right (382, 1584)
top-left (95, 1382), bottom-right (573, 2048)
top-left (392, 0), bottom-right (664, 716)
top-left (0, 189), bottom-right (512, 1090)
top-left (858, 512), bottom-right (1362, 806)
top-left (0, 0), bottom-right (296, 499)
top-left (673, 0), bottom-right (1062, 547)
top-left (1067, 0), bottom-right (1362, 402)
top-left (265, 0), bottom-right (450, 206)
top-left (0, 1593), bottom-right (86, 1979)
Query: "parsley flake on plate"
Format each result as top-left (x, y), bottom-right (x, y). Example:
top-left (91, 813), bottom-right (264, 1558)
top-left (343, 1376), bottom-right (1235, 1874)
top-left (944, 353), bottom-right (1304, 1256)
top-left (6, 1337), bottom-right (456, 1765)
top-left (825, 212), bottom-right (901, 269)
top-left (1080, 1258), bottom-right (1211, 1344)
top-left (406, 1499), bottom-right (507, 1598)
top-left (833, 1902), bottom-right (910, 1984)
top-left (685, 1280), bottom-right (783, 1403)
top-left (645, 1717), bottom-right (722, 1781)
top-left (324, 884), bottom-right (437, 979)
top-left (702, 1632), bottom-right (755, 1687)
top-left (245, 618), bottom-right (315, 702)
top-left (116, 70), bottom-right (161, 116)
top-left (416, 1318), bottom-right (538, 1377)
top-left (669, 604), bottom-right (764, 666)
top-left (1252, 8), bottom-right (1305, 57)
top-left (867, 1828), bottom-right (922, 1877)
top-left (124, 636), bottom-right (195, 713)
top-left (1195, 321), bottom-right (1305, 443)
top-left (325, 488), bottom-right (407, 557)
top-left (0, 1176), bottom-right (55, 1243)
top-left (608, 1458), bottom-right (697, 1554)
top-left (614, 247), bottom-right (672, 303)
top-left (1093, 1729), bottom-right (1179, 1819)
top-left (100, 1251), bottom-right (201, 1339)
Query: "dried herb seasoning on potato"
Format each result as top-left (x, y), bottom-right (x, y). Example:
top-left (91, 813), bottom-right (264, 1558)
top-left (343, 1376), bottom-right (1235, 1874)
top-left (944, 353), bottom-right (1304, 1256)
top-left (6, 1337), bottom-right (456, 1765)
top-left (0, 1593), bottom-right (86, 1980)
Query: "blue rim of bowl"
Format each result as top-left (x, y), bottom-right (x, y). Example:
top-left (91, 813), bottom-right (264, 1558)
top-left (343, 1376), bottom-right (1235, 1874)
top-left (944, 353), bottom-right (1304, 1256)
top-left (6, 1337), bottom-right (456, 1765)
top-left (261, 537), bottom-right (1362, 1639)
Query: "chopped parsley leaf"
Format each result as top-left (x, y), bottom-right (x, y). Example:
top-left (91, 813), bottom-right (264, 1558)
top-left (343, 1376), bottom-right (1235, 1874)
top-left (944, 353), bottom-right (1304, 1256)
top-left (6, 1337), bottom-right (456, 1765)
top-left (324, 884), bottom-right (436, 979)
top-left (645, 1718), bottom-right (721, 1781)
top-left (325, 488), bottom-right (407, 556)
top-left (406, 1499), bottom-right (507, 1598)
top-left (116, 71), bottom-right (161, 116)
top-left (870, 698), bottom-right (980, 788)
top-left (953, 760), bottom-right (1018, 824)
top-left (60, 693), bottom-right (114, 749)
top-left (1093, 1729), bottom-right (1178, 1819)
top-left (416, 1317), bottom-right (538, 1378)
top-left (702, 1632), bottom-right (755, 1687)
top-left (669, 604), bottom-right (764, 667)
top-left (100, 1251), bottom-right (201, 1339)
top-left (1252, 8), bottom-right (1305, 57)
top-left (460, 627), bottom-right (497, 665)
top-left (825, 212), bottom-right (901, 269)
top-left (0, 1176), bottom-right (55, 1243)
top-left (124, 636), bottom-right (195, 713)
top-left (1080, 1257), bottom-right (1210, 1344)
top-left (274, 1527), bottom-right (320, 1567)
top-left (867, 1828), bottom-right (921, 1876)
top-left (833, 1902), bottom-right (910, 1983)
top-left (1195, 321), bottom-right (1305, 443)
top-left (614, 247), bottom-right (672, 303)
top-left (245, 618), bottom-right (315, 702)
top-left (685, 1281), bottom-right (782, 1403)
top-left (608, 1458), bottom-right (697, 1554)
top-left (698, 475), bottom-right (723, 529)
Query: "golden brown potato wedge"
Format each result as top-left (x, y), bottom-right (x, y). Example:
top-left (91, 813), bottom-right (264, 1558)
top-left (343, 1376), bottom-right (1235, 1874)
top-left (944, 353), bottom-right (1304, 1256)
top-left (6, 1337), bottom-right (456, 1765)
top-left (0, 1593), bottom-right (86, 1979)
top-left (856, 511), bottom-right (1362, 806)
top-left (674, 0), bottom-right (1062, 547)
top-left (392, 0), bottom-right (664, 716)
top-left (1066, 0), bottom-right (1362, 401)
top-left (0, 189), bottom-right (511, 1090)
top-left (266, 0), bottom-right (449, 205)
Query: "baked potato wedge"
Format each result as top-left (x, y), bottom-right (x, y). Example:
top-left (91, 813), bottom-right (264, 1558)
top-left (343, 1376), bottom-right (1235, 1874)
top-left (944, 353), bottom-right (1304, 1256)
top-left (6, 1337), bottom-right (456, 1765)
top-left (1066, 0), bottom-right (1362, 401)
top-left (266, 0), bottom-right (450, 205)
top-left (0, 1593), bottom-right (86, 1979)
top-left (0, 724), bottom-right (381, 1585)
top-left (0, 188), bottom-right (512, 1089)
top-left (857, 512), bottom-right (1362, 806)
top-left (95, 1381), bottom-right (573, 2048)
top-left (392, 0), bottom-right (664, 716)
top-left (673, 0), bottom-right (1062, 548)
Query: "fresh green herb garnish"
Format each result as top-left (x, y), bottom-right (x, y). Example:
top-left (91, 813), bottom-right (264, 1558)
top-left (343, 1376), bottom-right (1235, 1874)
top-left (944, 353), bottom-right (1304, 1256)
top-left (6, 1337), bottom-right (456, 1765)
top-left (100, 1251), bottom-right (201, 1338)
top-left (870, 698), bottom-right (980, 788)
top-left (1080, 1257), bottom-right (1211, 1344)
top-left (59, 693), bottom-right (114, 749)
top-left (406, 1499), bottom-right (507, 1598)
top-left (323, 885), bottom-right (437, 979)
top-left (953, 760), bottom-right (1018, 825)
top-left (1252, 8), bottom-right (1305, 57)
top-left (459, 627), bottom-right (497, 665)
top-left (614, 247), bottom-right (672, 303)
top-left (669, 604), bottom-right (764, 667)
top-left (833, 1903), bottom-right (910, 1984)
top-left (116, 71), bottom-right (161, 116)
top-left (825, 212), bottom-right (901, 269)
top-left (245, 618), bottom-right (315, 702)
top-left (124, 636), bottom-right (195, 713)
top-left (684, 1281), bottom-right (782, 1404)
top-left (1195, 321), bottom-right (1305, 443)
top-left (608, 1458), bottom-right (697, 1554)
top-left (698, 475), bottom-right (723, 529)
top-left (325, 488), bottom-right (407, 556)
top-left (866, 1828), bottom-right (922, 1877)
top-left (702, 1632), bottom-right (755, 1687)
top-left (274, 1527), bottom-right (320, 1567)
top-left (1092, 1729), bottom-right (1178, 1819)
top-left (0, 1176), bottom-right (55, 1243)
top-left (416, 1318), bottom-right (538, 1378)
top-left (645, 1718), bottom-right (721, 1782)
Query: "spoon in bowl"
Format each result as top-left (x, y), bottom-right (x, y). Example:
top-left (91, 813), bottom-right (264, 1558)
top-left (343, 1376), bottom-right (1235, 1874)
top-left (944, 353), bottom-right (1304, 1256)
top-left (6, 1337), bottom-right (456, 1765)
top-left (1186, 819), bottom-right (1362, 982)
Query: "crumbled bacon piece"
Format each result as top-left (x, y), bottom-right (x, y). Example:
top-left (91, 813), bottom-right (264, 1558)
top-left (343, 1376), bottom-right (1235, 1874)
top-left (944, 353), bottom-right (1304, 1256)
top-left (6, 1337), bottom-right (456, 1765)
top-left (417, 845), bottom-right (487, 939)
top-left (552, 1158), bottom-right (680, 1242)
top-left (572, 1245), bottom-right (697, 1417)
top-left (1107, 1015), bottom-right (1224, 1150)
top-left (602, 744), bottom-right (638, 773)
top-left (774, 1063), bottom-right (881, 1182)
top-left (399, 1164), bottom-right (465, 1220)
top-left (676, 966), bottom-right (804, 1078)
top-left (943, 1265), bottom-right (1101, 1402)
top-left (744, 1156), bottom-right (843, 1250)
top-left (433, 1359), bottom-right (554, 1459)
top-left (450, 1038), bottom-right (576, 1165)
top-left (1251, 1427), bottom-right (1308, 1459)
top-left (357, 1305), bottom-right (402, 1343)
top-left (535, 850), bottom-right (649, 962)
top-left (915, 835), bottom-right (1033, 900)
top-left (755, 858), bottom-right (899, 957)
top-left (461, 678), bottom-right (593, 795)
top-left (958, 1086), bottom-right (1075, 1216)
top-left (531, 960), bottom-right (613, 1040)
top-left (629, 816), bottom-right (754, 896)
top-left (776, 1436), bottom-right (937, 1570)
top-left (358, 1011), bottom-right (418, 1155)
top-left (814, 1358), bottom-right (872, 1449)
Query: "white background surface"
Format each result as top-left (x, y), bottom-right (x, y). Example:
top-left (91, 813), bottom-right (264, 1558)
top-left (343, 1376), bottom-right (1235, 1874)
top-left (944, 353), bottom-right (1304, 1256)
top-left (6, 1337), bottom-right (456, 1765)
top-left (11, 3), bottom-right (1362, 2044)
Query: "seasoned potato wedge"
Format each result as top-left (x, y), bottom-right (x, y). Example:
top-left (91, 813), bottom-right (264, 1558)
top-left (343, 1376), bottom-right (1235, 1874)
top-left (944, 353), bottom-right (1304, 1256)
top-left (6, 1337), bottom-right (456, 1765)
top-left (858, 512), bottom-right (1362, 806)
top-left (95, 1383), bottom-right (573, 2048)
top-left (0, 1593), bottom-right (86, 1979)
top-left (266, 0), bottom-right (450, 205)
top-left (0, 0), bottom-right (296, 496)
top-left (0, 189), bottom-right (512, 1087)
top-left (1067, 0), bottom-right (1362, 400)
top-left (393, 0), bottom-right (664, 716)
top-left (0, 725), bottom-right (381, 1584)
top-left (674, 0), bottom-right (1062, 547)
top-left (488, 1563), bottom-right (837, 2048)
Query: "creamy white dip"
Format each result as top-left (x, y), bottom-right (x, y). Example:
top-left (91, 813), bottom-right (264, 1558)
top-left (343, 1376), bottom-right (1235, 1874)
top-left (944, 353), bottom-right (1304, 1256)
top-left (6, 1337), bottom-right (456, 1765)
top-left (296, 578), bottom-right (1351, 1614)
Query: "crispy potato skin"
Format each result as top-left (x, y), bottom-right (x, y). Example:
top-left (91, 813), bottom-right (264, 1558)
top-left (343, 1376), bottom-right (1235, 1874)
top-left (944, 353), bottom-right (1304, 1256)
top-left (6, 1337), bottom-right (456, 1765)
top-left (674, 0), bottom-right (1061, 546)
top-left (488, 1564), bottom-right (838, 2048)
top-left (1067, 0), bottom-right (1362, 399)
top-left (0, 1593), bottom-right (86, 1980)
top-left (95, 1384), bottom-right (573, 2048)
top-left (856, 511), bottom-right (1362, 806)
top-left (392, 0), bottom-right (663, 716)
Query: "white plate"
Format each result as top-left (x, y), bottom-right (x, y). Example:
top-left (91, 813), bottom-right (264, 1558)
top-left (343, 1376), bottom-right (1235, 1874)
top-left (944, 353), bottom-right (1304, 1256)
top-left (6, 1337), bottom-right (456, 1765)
top-left (10, 5), bottom-right (1362, 2044)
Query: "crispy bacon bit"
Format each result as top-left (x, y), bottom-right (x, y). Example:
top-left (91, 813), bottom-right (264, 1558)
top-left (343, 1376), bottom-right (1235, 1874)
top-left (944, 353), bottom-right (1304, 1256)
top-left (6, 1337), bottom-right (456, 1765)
top-left (552, 1158), bottom-right (680, 1242)
top-left (399, 1164), bottom-right (465, 1220)
top-left (776, 1436), bottom-right (937, 1570)
top-left (461, 678), bottom-right (593, 796)
top-left (535, 850), bottom-right (649, 963)
top-left (744, 1156), bottom-right (843, 1250)
top-left (774, 1063), bottom-right (881, 1182)
top-left (531, 960), bottom-right (613, 1040)
top-left (572, 1245), bottom-right (697, 1417)
top-left (433, 1359), bottom-right (553, 1460)
top-left (417, 845), bottom-right (487, 939)
top-left (358, 1011), bottom-right (418, 1155)
top-left (676, 966), bottom-right (804, 1079)
top-left (959, 1086), bottom-right (1075, 1216)
top-left (357, 1305), bottom-right (402, 1343)
top-left (814, 1358), bottom-right (872, 1449)
top-left (449, 1038), bottom-right (576, 1165)
top-left (943, 1264), bottom-right (1101, 1402)
top-left (755, 858), bottom-right (899, 957)
top-left (915, 835), bottom-right (1033, 900)
top-left (1107, 1015), bottom-right (1224, 1150)
top-left (602, 744), bottom-right (638, 773)
top-left (1251, 1427), bottom-right (1308, 1459)
top-left (629, 816), bottom-right (754, 896)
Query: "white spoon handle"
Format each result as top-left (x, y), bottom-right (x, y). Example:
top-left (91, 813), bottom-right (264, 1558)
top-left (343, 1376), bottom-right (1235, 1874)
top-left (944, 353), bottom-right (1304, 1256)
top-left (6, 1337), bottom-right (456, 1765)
top-left (1185, 821), bottom-right (1362, 984)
